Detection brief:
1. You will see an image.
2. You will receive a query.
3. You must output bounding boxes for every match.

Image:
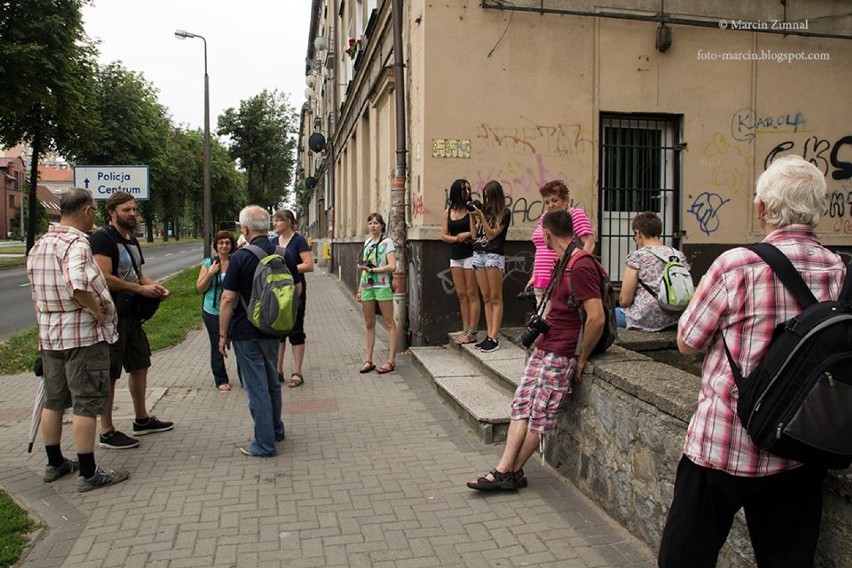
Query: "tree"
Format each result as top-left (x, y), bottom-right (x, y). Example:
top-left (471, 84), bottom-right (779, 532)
top-left (72, 61), bottom-right (171, 239)
top-left (0, 0), bottom-right (97, 251)
top-left (217, 89), bottom-right (298, 209)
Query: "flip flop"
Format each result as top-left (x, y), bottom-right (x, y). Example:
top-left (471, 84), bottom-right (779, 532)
top-left (359, 361), bottom-right (375, 373)
top-left (287, 373), bottom-right (304, 388)
top-left (376, 362), bottom-right (395, 374)
top-left (217, 384), bottom-right (231, 392)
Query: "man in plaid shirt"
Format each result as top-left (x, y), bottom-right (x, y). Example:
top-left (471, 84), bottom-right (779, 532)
top-left (28, 188), bottom-right (129, 492)
top-left (658, 156), bottom-right (847, 567)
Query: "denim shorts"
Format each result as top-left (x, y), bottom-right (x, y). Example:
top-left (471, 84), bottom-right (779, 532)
top-left (449, 256), bottom-right (474, 269)
top-left (472, 251), bottom-right (504, 271)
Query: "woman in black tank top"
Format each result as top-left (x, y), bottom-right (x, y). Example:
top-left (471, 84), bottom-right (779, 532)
top-left (441, 179), bottom-right (481, 345)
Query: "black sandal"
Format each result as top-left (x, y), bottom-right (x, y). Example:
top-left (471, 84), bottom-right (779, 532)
top-left (466, 468), bottom-right (519, 491)
top-left (287, 373), bottom-right (304, 388)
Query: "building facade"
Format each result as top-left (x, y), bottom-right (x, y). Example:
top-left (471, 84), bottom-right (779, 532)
top-left (299, 0), bottom-right (852, 345)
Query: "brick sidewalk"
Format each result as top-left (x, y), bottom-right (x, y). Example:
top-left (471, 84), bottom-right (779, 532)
top-left (0, 269), bottom-right (654, 567)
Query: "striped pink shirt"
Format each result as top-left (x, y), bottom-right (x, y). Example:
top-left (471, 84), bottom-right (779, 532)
top-left (27, 225), bottom-right (117, 351)
top-left (531, 208), bottom-right (594, 289)
top-left (679, 225), bottom-right (846, 476)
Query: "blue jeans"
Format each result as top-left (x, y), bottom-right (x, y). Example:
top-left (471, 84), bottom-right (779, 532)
top-left (202, 311), bottom-right (229, 386)
top-left (615, 306), bottom-right (627, 328)
top-left (233, 338), bottom-right (285, 456)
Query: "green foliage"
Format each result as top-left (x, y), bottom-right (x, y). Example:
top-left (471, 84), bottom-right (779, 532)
top-left (217, 89), bottom-right (298, 209)
top-left (0, 0), bottom-right (98, 251)
top-left (143, 266), bottom-right (204, 351)
top-left (0, 490), bottom-right (35, 567)
top-left (0, 266), bottom-right (202, 375)
top-left (0, 327), bottom-right (39, 375)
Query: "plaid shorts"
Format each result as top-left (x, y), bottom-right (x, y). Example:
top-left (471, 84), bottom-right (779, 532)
top-left (511, 348), bottom-right (576, 434)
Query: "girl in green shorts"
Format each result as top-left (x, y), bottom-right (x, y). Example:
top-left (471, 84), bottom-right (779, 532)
top-left (356, 213), bottom-right (398, 374)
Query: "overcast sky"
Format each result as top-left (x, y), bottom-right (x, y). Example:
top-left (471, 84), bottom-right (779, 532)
top-left (82, 0), bottom-right (312, 131)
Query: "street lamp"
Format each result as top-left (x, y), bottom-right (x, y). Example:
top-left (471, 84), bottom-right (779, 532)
top-left (175, 29), bottom-right (212, 259)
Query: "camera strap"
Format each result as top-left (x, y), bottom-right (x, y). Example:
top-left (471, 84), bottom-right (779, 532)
top-left (535, 242), bottom-right (577, 318)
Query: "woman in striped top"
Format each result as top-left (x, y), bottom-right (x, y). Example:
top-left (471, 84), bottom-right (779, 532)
top-left (527, 180), bottom-right (596, 315)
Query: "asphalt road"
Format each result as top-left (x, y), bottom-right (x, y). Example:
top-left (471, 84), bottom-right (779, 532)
top-left (0, 241), bottom-right (204, 342)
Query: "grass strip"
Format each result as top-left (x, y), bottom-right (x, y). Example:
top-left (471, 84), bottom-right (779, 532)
top-left (0, 265), bottom-right (203, 376)
top-left (0, 490), bottom-right (36, 567)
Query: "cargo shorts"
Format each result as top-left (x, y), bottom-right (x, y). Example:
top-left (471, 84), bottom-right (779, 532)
top-left (42, 341), bottom-right (111, 417)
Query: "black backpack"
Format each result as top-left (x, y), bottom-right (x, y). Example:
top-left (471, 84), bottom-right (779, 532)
top-left (723, 243), bottom-right (852, 469)
top-left (565, 251), bottom-right (618, 355)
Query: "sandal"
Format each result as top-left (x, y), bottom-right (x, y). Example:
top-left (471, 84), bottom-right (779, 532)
top-left (376, 362), bottom-right (395, 374)
top-left (217, 383), bottom-right (231, 392)
top-left (466, 468), bottom-right (519, 491)
top-left (287, 373), bottom-right (304, 388)
top-left (359, 361), bottom-right (375, 373)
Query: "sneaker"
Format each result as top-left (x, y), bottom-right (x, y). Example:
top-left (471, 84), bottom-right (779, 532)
top-left (474, 336), bottom-right (490, 349)
top-left (480, 337), bottom-right (500, 353)
top-left (43, 458), bottom-right (78, 483)
top-left (77, 466), bottom-right (129, 492)
top-left (132, 415), bottom-right (174, 436)
top-left (99, 429), bottom-right (140, 449)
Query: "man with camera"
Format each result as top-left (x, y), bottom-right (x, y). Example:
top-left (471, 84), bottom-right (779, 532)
top-left (467, 209), bottom-right (605, 490)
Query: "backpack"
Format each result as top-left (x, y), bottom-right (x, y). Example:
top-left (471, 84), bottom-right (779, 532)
top-left (240, 244), bottom-right (298, 336)
top-left (91, 227), bottom-right (161, 322)
top-left (723, 243), bottom-right (852, 469)
top-left (565, 251), bottom-right (618, 355)
top-left (638, 248), bottom-right (694, 313)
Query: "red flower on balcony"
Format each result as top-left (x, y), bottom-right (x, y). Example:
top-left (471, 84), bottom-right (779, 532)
top-left (345, 36), bottom-right (364, 60)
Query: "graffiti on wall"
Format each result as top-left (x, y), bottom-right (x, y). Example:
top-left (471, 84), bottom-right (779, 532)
top-left (730, 108), bottom-right (808, 142)
top-left (477, 122), bottom-right (595, 157)
top-left (763, 135), bottom-right (852, 180)
top-left (692, 132), bottom-right (752, 234)
top-left (473, 153), bottom-right (573, 197)
top-left (687, 192), bottom-right (731, 235)
top-left (413, 194), bottom-right (426, 217)
top-left (442, 187), bottom-right (586, 226)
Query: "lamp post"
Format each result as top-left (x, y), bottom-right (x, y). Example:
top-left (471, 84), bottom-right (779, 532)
top-left (175, 29), bottom-right (212, 259)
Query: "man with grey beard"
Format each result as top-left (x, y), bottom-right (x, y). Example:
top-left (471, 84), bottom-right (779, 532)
top-left (90, 191), bottom-right (173, 449)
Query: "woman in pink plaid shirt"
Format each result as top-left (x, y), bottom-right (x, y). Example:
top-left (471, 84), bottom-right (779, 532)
top-left (658, 155), bottom-right (847, 568)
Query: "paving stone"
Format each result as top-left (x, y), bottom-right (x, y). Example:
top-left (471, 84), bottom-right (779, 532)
top-left (0, 269), bottom-right (654, 567)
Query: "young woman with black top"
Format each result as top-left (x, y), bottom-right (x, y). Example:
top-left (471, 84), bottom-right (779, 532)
top-left (469, 180), bottom-right (511, 353)
top-left (441, 179), bottom-right (481, 345)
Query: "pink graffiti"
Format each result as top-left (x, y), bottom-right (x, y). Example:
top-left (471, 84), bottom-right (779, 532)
top-left (473, 154), bottom-right (570, 195)
top-left (413, 194), bottom-right (425, 217)
top-left (477, 122), bottom-right (595, 156)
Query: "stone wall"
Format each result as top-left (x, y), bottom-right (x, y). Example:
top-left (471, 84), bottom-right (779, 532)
top-left (544, 336), bottom-right (852, 568)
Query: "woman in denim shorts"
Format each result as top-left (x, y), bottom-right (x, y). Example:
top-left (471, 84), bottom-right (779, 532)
top-left (469, 180), bottom-right (511, 353)
top-left (441, 179), bottom-right (480, 345)
top-left (356, 213), bottom-right (398, 374)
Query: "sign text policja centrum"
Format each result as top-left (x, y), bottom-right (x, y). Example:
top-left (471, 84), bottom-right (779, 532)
top-left (73, 165), bottom-right (149, 200)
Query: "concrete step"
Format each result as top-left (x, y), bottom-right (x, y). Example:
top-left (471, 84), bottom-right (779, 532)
top-left (410, 346), bottom-right (513, 444)
top-left (447, 331), bottom-right (528, 393)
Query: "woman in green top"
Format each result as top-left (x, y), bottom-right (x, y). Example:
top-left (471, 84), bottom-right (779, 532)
top-left (356, 213), bottom-right (398, 375)
top-left (196, 230), bottom-right (235, 391)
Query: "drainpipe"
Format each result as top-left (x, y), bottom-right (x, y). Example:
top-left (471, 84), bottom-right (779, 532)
top-left (390, 0), bottom-right (409, 349)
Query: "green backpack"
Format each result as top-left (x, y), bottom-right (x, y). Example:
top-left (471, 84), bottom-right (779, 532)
top-left (240, 245), bottom-right (298, 335)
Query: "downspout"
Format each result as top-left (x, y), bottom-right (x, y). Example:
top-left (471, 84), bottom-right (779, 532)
top-left (390, 0), bottom-right (409, 349)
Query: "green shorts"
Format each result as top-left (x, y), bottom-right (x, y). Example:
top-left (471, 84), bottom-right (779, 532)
top-left (360, 286), bottom-right (393, 302)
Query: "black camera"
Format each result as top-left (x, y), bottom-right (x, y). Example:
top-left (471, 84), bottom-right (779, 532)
top-left (361, 259), bottom-right (376, 269)
top-left (516, 288), bottom-right (536, 304)
top-left (465, 199), bottom-right (483, 212)
top-left (515, 314), bottom-right (550, 348)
